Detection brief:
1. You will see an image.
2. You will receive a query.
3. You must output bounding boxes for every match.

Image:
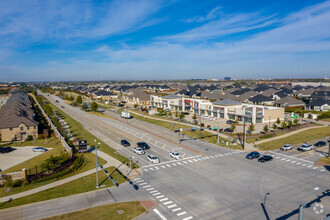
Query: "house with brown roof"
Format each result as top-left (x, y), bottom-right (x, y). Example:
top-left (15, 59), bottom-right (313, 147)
top-left (0, 90), bottom-right (38, 142)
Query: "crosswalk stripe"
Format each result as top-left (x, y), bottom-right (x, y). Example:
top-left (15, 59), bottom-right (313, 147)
top-left (177, 211), bottom-right (187, 216)
top-left (172, 208), bottom-right (182, 212)
top-left (183, 217), bottom-right (193, 220)
top-left (164, 201), bottom-right (172, 205)
top-left (160, 198), bottom-right (168, 202)
top-left (168, 204), bottom-right (177, 208)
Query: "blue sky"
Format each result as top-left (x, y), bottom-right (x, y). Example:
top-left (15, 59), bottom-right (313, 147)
top-left (1, 0), bottom-right (330, 82)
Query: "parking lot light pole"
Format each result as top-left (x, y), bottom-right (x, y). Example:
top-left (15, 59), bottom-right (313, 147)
top-left (264, 192), bottom-right (270, 205)
top-left (298, 187), bottom-right (319, 220)
top-left (95, 140), bottom-right (100, 189)
top-left (327, 137), bottom-right (330, 157)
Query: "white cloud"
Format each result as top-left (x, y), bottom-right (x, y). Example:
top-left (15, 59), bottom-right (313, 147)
top-left (183, 6), bottom-right (222, 23)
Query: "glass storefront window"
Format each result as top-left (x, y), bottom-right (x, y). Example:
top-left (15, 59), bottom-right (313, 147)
top-left (208, 110), bottom-right (211, 116)
top-left (213, 112), bottom-right (217, 117)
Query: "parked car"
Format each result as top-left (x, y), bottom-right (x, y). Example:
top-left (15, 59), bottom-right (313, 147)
top-left (224, 128), bottom-right (232, 133)
top-left (246, 151), bottom-right (260, 159)
top-left (297, 144), bottom-right (313, 152)
top-left (32, 147), bottom-right (47, 152)
top-left (147, 154), bottom-right (160, 163)
top-left (169, 151), bottom-right (182, 159)
top-left (202, 116), bottom-right (209, 119)
top-left (226, 120), bottom-right (236, 124)
top-left (0, 147), bottom-right (14, 154)
top-left (137, 142), bottom-right (150, 150)
top-left (314, 141), bottom-right (326, 147)
top-left (280, 144), bottom-right (292, 151)
top-left (258, 155), bottom-right (273, 162)
top-left (61, 106), bottom-right (65, 108)
top-left (121, 140), bottom-right (130, 147)
top-left (133, 147), bottom-right (145, 155)
top-left (55, 100), bottom-right (59, 103)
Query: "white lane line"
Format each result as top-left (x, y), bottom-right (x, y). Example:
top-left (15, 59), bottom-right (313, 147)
top-left (139, 183), bottom-right (147, 186)
top-left (143, 185), bottom-right (151, 188)
top-left (177, 211), bottom-right (187, 216)
top-left (149, 168), bottom-right (154, 171)
top-left (160, 198), bottom-right (168, 202)
top-left (183, 161), bottom-right (188, 164)
top-left (156, 195), bottom-right (165, 199)
top-left (307, 165), bottom-right (313, 168)
top-left (276, 157), bottom-right (280, 159)
top-left (320, 169), bottom-right (325, 172)
top-left (201, 157), bottom-right (206, 160)
top-left (161, 165), bottom-right (166, 168)
top-left (183, 216), bottom-right (193, 220)
top-left (215, 155), bottom-right (220, 158)
top-left (177, 162), bottom-right (182, 165)
top-left (205, 157), bottom-right (210, 159)
top-left (197, 158), bottom-right (202, 161)
top-left (146, 188), bottom-right (155, 191)
top-left (302, 164), bottom-right (307, 166)
top-left (172, 208), bottom-right (182, 212)
top-left (167, 164), bottom-right (171, 167)
top-left (193, 159), bottom-right (198, 161)
top-left (168, 204), bottom-right (177, 208)
top-left (144, 169), bottom-right (148, 172)
top-left (188, 160), bottom-right (193, 163)
top-left (286, 159), bottom-right (291, 162)
top-left (134, 178), bottom-right (141, 180)
top-left (223, 153), bottom-right (228, 156)
top-left (153, 192), bottom-right (161, 196)
top-left (219, 154), bottom-right (223, 157)
top-left (291, 161), bottom-right (296, 163)
top-left (153, 208), bottom-right (167, 220)
top-left (172, 163), bottom-right (177, 166)
top-left (149, 190), bottom-right (158, 193)
top-left (164, 201), bottom-right (172, 205)
top-left (313, 167), bottom-right (318, 169)
top-left (155, 167), bottom-right (159, 170)
top-left (296, 162), bottom-right (301, 165)
top-left (270, 151), bottom-right (314, 163)
top-left (136, 180), bottom-right (144, 183)
top-left (281, 158), bottom-right (286, 161)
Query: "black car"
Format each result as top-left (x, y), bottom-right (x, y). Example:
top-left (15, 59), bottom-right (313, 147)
top-left (246, 151), bottom-right (260, 159)
top-left (121, 140), bottom-right (130, 147)
top-left (226, 120), bottom-right (236, 124)
top-left (314, 141), bottom-right (326, 147)
top-left (258, 155), bottom-right (273, 162)
top-left (224, 128), bottom-right (232, 133)
top-left (137, 142), bottom-right (150, 150)
top-left (0, 147), bottom-right (14, 154)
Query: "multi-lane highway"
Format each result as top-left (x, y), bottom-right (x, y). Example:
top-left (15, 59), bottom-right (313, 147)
top-left (41, 92), bottom-right (330, 220)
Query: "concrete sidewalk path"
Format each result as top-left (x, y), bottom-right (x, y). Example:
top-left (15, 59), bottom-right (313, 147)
top-left (0, 150), bottom-right (139, 203)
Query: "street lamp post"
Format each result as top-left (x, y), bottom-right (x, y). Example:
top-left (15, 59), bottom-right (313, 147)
top-left (264, 192), bottom-right (270, 205)
top-left (327, 137), bottom-right (330, 157)
top-left (298, 187), bottom-right (319, 220)
top-left (94, 140), bottom-right (100, 188)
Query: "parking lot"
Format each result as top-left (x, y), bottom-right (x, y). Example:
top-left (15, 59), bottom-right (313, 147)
top-left (0, 146), bottom-right (50, 172)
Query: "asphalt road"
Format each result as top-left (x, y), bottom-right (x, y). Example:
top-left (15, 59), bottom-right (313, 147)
top-left (36, 93), bottom-right (330, 220)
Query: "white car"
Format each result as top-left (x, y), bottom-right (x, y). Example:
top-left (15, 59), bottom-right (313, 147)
top-left (133, 147), bottom-right (145, 155)
top-left (202, 116), bottom-right (209, 119)
top-left (147, 154), bottom-right (160, 164)
top-left (280, 144), bottom-right (292, 151)
top-left (297, 144), bottom-right (313, 152)
top-left (169, 151), bottom-right (182, 160)
top-left (32, 147), bottom-right (47, 152)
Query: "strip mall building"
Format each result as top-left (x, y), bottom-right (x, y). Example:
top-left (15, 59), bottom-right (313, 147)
top-left (150, 95), bottom-right (284, 124)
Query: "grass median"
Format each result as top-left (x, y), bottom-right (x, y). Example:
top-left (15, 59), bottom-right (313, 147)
top-left (318, 157), bottom-right (330, 166)
top-left (0, 167), bottom-right (127, 210)
top-left (257, 126), bottom-right (330, 151)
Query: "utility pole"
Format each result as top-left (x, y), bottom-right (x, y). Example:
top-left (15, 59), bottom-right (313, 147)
top-left (269, 116), bottom-right (271, 129)
top-left (199, 110), bottom-right (202, 135)
top-left (328, 137), bottom-right (330, 157)
top-left (298, 187), bottom-right (319, 220)
top-left (95, 140), bottom-right (100, 188)
top-left (243, 116), bottom-right (246, 149)
top-left (217, 127), bottom-right (220, 143)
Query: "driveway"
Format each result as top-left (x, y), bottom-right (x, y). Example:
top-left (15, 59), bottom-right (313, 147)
top-left (0, 146), bottom-right (49, 172)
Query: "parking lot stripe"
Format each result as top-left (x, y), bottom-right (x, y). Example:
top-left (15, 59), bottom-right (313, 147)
top-left (143, 185), bottom-right (151, 188)
top-left (166, 164), bottom-right (171, 167)
top-left (144, 169), bottom-right (148, 172)
top-left (134, 178), bottom-right (141, 180)
top-left (155, 167), bottom-right (159, 169)
top-left (183, 161), bottom-right (188, 164)
top-left (177, 211), bottom-right (187, 216)
top-left (153, 208), bottom-right (167, 220)
top-left (153, 192), bottom-right (161, 196)
top-left (139, 183), bottom-right (147, 186)
top-left (164, 201), bottom-right (172, 205)
top-left (168, 204), bottom-right (177, 208)
top-left (313, 167), bottom-right (318, 169)
top-left (177, 162), bottom-right (182, 165)
top-left (183, 216), bottom-right (193, 220)
top-left (188, 160), bottom-right (193, 162)
top-left (160, 198), bottom-right (168, 202)
top-left (172, 163), bottom-right (177, 166)
top-left (149, 190), bottom-right (158, 193)
top-left (156, 195), bottom-right (165, 199)
top-left (291, 161), bottom-right (296, 163)
top-left (149, 168), bottom-right (154, 171)
top-left (146, 188), bottom-right (154, 191)
top-left (172, 208), bottom-right (182, 212)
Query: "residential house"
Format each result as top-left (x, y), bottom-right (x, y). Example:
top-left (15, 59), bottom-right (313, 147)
top-left (306, 99), bottom-right (330, 111)
top-left (247, 94), bottom-right (274, 105)
top-left (274, 96), bottom-right (305, 108)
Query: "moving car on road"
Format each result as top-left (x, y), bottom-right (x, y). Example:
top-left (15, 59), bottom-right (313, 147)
top-left (280, 144), bottom-right (292, 151)
top-left (32, 147), bottom-right (47, 152)
top-left (297, 144), bottom-right (313, 152)
top-left (133, 147), bottom-right (145, 155)
top-left (121, 140), bottom-right (130, 147)
top-left (147, 154), bottom-right (160, 163)
top-left (246, 151), bottom-right (260, 159)
top-left (314, 141), bottom-right (326, 147)
top-left (258, 155), bottom-right (273, 162)
top-left (169, 151), bottom-right (182, 160)
top-left (0, 147), bottom-right (14, 154)
top-left (137, 142), bottom-right (150, 150)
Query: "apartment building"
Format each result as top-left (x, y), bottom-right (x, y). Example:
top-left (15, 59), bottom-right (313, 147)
top-left (0, 90), bottom-right (38, 142)
top-left (150, 95), bottom-right (284, 124)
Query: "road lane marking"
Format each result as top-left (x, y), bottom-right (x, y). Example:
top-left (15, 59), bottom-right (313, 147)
top-left (183, 161), bottom-right (188, 164)
top-left (177, 211), bottom-right (187, 216)
top-left (153, 192), bottom-right (161, 196)
top-left (307, 165), bottom-right (313, 168)
top-left (193, 159), bottom-right (198, 161)
top-left (160, 198), bottom-right (168, 202)
top-left (153, 208), bottom-right (167, 220)
top-left (149, 190), bottom-right (158, 193)
top-left (136, 180), bottom-right (144, 183)
top-left (172, 163), bottom-right (177, 166)
top-left (155, 167), bottom-right (159, 169)
top-left (168, 204), bottom-right (177, 208)
top-left (156, 195), bottom-right (165, 199)
top-left (183, 216), bottom-right (193, 220)
top-left (139, 183), bottom-right (147, 186)
top-left (313, 167), bottom-right (318, 169)
top-left (172, 208), bottom-right (182, 212)
top-left (164, 201), bottom-right (172, 205)
top-left (291, 161), bottom-right (296, 163)
top-left (146, 188), bottom-right (155, 191)
top-left (161, 165), bottom-right (166, 168)
top-left (320, 169), bottom-right (325, 172)
top-left (177, 162), bottom-right (182, 165)
top-left (209, 156), bottom-right (214, 159)
top-left (149, 168), bottom-right (154, 171)
top-left (167, 164), bottom-right (171, 167)
top-left (143, 185), bottom-right (151, 188)
top-left (144, 169), bottom-right (148, 172)
top-left (188, 160), bottom-right (193, 162)
top-left (134, 178), bottom-right (141, 180)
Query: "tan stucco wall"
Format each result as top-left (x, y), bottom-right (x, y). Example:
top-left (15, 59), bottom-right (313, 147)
top-left (263, 108), bottom-right (285, 122)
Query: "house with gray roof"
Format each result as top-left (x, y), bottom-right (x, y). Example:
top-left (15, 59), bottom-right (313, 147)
top-left (274, 96), bottom-right (305, 108)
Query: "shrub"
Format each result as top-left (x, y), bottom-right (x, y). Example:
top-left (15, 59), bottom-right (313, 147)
top-left (12, 180), bottom-right (23, 187)
top-left (26, 135), bottom-right (33, 141)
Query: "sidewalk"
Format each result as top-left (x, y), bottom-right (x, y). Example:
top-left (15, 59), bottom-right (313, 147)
top-left (255, 125), bottom-right (322, 145)
top-left (0, 150), bottom-right (139, 203)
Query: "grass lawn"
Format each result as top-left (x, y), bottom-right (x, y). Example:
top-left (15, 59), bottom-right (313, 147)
top-left (43, 96), bottom-right (138, 168)
top-left (318, 157), bottom-right (330, 165)
top-left (127, 111), bottom-right (242, 150)
top-left (257, 126), bottom-right (330, 151)
top-left (320, 118), bottom-right (330, 122)
top-left (97, 102), bottom-right (115, 110)
top-left (0, 166), bottom-right (128, 210)
top-left (43, 201), bottom-right (146, 220)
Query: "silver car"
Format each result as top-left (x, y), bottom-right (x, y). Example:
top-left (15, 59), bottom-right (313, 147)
top-left (133, 147), bottom-right (145, 155)
top-left (148, 154), bottom-right (160, 163)
top-left (32, 147), bottom-right (47, 152)
top-left (280, 144), bottom-right (292, 151)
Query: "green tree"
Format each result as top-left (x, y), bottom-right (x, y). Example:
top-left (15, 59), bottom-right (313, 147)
top-left (272, 124), bottom-right (277, 131)
top-left (59, 90), bottom-right (65, 97)
top-left (263, 124), bottom-right (269, 133)
top-left (192, 114), bottom-right (197, 120)
top-left (293, 118), bottom-right (299, 126)
top-left (76, 95), bottom-right (82, 104)
top-left (281, 121), bottom-right (287, 129)
top-left (134, 104), bottom-right (138, 108)
top-left (81, 102), bottom-right (88, 110)
top-left (308, 114), bottom-right (312, 119)
top-left (64, 94), bottom-right (69, 100)
top-left (230, 124), bottom-right (236, 133)
top-left (32, 90), bottom-right (37, 97)
top-left (175, 111), bottom-right (179, 118)
top-left (288, 120), bottom-right (293, 128)
top-left (179, 112), bottom-right (185, 120)
top-left (91, 102), bottom-right (98, 111)
top-left (248, 123), bottom-right (255, 133)
top-left (276, 118), bottom-right (281, 125)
